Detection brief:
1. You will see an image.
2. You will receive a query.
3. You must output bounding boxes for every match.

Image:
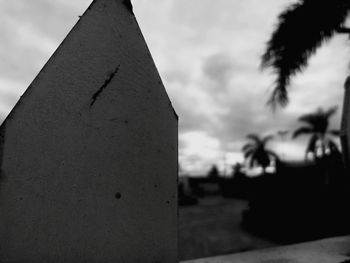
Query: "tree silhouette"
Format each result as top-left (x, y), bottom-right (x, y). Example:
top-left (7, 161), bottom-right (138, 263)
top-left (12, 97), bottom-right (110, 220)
top-left (261, 0), bottom-right (350, 107)
top-left (293, 106), bottom-right (340, 159)
top-left (242, 134), bottom-right (278, 173)
top-left (207, 165), bottom-right (220, 178)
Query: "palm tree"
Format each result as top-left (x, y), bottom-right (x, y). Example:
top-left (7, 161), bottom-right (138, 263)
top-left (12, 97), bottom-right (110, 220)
top-left (293, 106), bottom-right (341, 159)
top-left (261, 0), bottom-right (350, 107)
top-left (242, 134), bottom-right (278, 173)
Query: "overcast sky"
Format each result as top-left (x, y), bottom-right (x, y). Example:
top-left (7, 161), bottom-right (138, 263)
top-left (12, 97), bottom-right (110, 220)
top-left (0, 0), bottom-right (349, 175)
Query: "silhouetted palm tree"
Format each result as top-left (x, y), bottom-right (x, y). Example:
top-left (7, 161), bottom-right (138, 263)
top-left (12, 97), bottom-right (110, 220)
top-left (293, 106), bottom-right (340, 159)
top-left (261, 0), bottom-right (350, 107)
top-left (242, 134), bottom-right (278, 173)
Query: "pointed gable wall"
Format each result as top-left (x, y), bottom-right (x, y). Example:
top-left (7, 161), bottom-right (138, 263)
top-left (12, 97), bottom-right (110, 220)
top-left (0, 0), bottom-right (178, 262)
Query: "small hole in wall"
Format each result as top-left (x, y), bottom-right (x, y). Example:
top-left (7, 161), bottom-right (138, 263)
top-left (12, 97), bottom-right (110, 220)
top-left (115, 192), bottom-right (122, 199)
top-left (19, 197), bottom-right (23, 201)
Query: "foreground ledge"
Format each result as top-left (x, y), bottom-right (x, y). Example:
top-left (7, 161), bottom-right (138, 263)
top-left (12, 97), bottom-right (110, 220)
top-left (181, 236), bottom-right (350, 263)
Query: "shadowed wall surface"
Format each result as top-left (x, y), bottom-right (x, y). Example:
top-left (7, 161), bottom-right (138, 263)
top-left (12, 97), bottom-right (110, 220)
top-left (0, 0), bottom-right (178, 262)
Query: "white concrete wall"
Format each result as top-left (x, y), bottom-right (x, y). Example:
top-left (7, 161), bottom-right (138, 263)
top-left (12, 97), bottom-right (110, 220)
top-left (0, 0), bottom-right (178, 262)
top-left (181, 236), bottom-right (350, 263)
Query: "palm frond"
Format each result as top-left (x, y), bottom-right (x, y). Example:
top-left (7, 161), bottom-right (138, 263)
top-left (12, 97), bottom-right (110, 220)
top-left (249, 153), bottom-right (257, 168)
top-left (246, 134), bottom-right (261, 143)
top-left (327, 139), bottom-right (340, 154)
top-left (305, 134), bottom-right (319, 157)
top-left (328, 129), bottom-right (341, 136)
top-left (293, 126), bottom-right (313, 138)
top-left (325, 106), bottom-right (338, 117)
top-left (298, 107), bottom-right (334, 134)
top-left (262, 0), bottom-right (350, 107)
top-left (267, 81), bottom-right (289, 108)
top-left (244, 149), bottom-right (254, 158)
top-left (262, 135), bottom-right (274, 144)
top-left (242, 143), bottom-right (254, 152)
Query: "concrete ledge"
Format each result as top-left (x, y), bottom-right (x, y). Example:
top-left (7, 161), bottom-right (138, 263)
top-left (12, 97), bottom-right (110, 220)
top-left (181, 236), bottom-right (350, 263)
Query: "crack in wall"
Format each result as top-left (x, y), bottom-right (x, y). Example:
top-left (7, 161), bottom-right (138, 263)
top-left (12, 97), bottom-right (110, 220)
top-left (90, 64), bottom-right (121, 107)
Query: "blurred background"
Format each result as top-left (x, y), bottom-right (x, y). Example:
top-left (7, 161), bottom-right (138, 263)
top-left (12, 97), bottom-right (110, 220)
top-left (1, 0), bottom-right (350, 261)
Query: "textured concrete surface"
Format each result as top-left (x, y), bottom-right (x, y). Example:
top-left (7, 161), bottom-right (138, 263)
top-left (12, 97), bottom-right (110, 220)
top-left (181, 236), bottom-right (350, 263)
top-left (0, 0), bottom-right (178, 262)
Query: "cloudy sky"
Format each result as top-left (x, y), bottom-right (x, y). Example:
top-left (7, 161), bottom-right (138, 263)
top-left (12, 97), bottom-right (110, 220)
top-left (0, 0), bottom-right (349, 175)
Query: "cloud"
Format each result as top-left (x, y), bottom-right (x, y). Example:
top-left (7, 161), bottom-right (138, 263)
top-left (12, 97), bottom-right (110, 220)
top-left (202, 53), bottom-right (234, 90)
top-left (0, 0), bottom-right (348, 175)
top-left (179, 131), bottom-right (222, 174)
